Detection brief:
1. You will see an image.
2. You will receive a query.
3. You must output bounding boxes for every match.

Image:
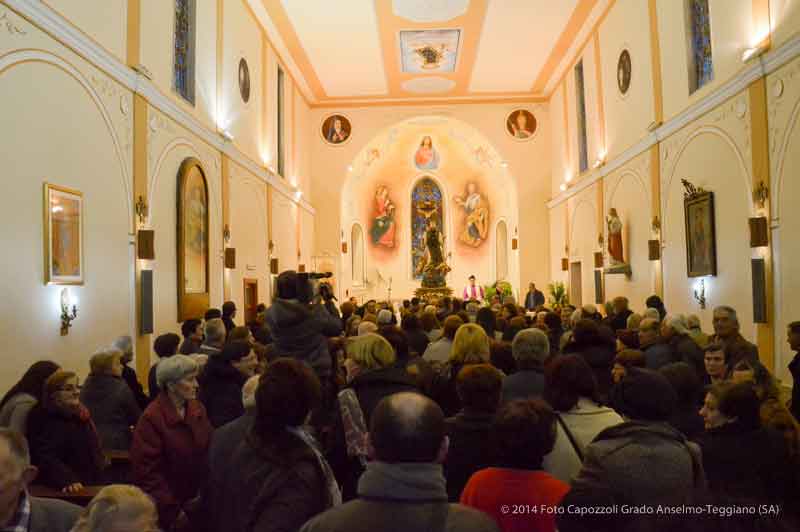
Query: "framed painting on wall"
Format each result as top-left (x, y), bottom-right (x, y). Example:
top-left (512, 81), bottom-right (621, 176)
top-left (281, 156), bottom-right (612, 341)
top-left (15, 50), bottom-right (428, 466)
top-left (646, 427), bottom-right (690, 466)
top-left (43, 183), bottom-right (84, 285)
top-left (177, 158), bottom-right (210, 321)
top-left (684, 190), bottom-right (717, 277)
top-left (321, 114), bottom-right (352, 146)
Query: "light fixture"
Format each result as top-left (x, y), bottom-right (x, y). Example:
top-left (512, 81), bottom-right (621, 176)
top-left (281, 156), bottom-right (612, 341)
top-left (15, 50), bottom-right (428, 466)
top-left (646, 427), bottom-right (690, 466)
top-left (135, 195), bottom-right (148, 226)
top-left (220, 129), bottom-right (234, 142)
top-left (559, 183), bottom-right (567, 192)
top-left (565, 171), bottom-right (573, 183)
top-left (223, 224), bottom-right (231, 244)
top-left (294, 189), bottom-right (303, 201)
top-left (347, 165), bottom-right (354, 172)
top-left (741, 43), bottom-right (768, 63)
top-left (60, 287), bottom-right (78, 336)
top-left (647, 120), bottom-right (662, 132)
top-left (132, 64), bottom-right (153, 80)
top-left (593, 158), bottom-right (604, 169)
top-left (500, 161), bottom-right (509, 168)
top-left (693, 279), bottom-right (707, 309)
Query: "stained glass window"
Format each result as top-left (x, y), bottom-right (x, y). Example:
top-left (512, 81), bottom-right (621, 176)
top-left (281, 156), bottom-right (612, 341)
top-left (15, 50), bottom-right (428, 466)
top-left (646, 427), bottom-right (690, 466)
top-left (575, 60), bottom-right (589, 174)
top-left (687, 0), bottom-right (713, 93)
top-left (277, 66), bottom-right (286, 178)
top-left (173, 0), bottom-right (196, 104)
top-left (411, 178), bottom-right (444, 279)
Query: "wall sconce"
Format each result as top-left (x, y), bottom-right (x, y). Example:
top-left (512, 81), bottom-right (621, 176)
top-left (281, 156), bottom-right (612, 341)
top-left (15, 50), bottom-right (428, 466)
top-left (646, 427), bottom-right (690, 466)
top-left (693, 279), bottom-right (707, 309)
top-left (135, 195), bottom-right (148, 226)
top-left (223, 224), bottom-right (231, 244)
top-left (646, 120), bottom-right (662, 132)
top-left (741, 43), bottom-right (768, 62)
top-left (220, 129), bottom-right (234, 142)
top-left (559, 183), bottom-right (567, 192)
top-left (597, 233), bottom-right (604, 247)
top-left (132, 64), bottom-right (153, 80)
top-left (60, 287), bottom-right (78, 336)
top-left (753, 181), bottom-right (769, 210)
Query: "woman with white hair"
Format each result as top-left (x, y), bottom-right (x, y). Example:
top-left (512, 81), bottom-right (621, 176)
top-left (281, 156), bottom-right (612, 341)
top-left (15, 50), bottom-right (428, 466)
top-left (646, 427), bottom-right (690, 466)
top-left (70, 484), bottom-right (157, 532)
top-left (501, 328), bottom-right (549, 403)
top-left (661, 314), bottom-right (705, 378)
top-left (111, 336), bottom-right (148, 409)
top-left (130, 355), bottom-right (212, 530)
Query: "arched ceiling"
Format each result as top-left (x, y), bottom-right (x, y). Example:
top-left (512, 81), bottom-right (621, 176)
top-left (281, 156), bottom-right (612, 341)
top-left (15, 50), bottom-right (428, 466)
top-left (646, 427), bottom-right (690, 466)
top-left (249, 0), bottom-right (604, 106)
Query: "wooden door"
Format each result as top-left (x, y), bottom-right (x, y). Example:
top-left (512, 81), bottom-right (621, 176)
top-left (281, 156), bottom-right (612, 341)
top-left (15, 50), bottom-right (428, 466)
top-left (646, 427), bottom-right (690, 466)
top-left (570, 262), bottom-right (582, 306)
top-left (243, 278), bottom-right (258, 324)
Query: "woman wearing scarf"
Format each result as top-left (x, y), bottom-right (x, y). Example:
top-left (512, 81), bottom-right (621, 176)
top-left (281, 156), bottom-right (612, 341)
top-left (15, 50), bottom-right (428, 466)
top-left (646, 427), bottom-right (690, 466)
top-left (26, 370), bottom-right (107, 492)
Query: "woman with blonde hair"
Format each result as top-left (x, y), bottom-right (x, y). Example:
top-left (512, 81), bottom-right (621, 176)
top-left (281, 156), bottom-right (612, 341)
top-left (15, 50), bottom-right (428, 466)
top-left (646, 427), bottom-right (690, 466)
top-left (432, 324), bottom-right (493, 417)
top-left (70, 484), bottom-right (157, 532)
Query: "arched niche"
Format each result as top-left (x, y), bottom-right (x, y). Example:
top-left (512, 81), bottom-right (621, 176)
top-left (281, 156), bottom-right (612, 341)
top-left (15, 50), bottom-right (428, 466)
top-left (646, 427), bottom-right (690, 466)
top-left (410, 176), bottom-right (445, 279)
top-left (177, 157), bottom-right (210, 321)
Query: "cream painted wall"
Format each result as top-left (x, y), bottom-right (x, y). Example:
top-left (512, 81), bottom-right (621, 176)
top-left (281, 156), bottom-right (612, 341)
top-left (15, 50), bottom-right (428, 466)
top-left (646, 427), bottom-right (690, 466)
top-left (140, 0), bottom-right (217, 130)
top-left (771, 0), bottom-right (800, 48)
top-left (599, 0), bottom-right (656, 160)
top-left (657, 0), bottom-right (754, 121)
top-left (769, 55), bottom-right (800, 382)
top-left (567, 185), bottom-right (600, 307)
top-left (271, 192), bottom-right (298, 274)
top-left (295, 88), bottom-right (312, 196)
top-left (43, 0), bottom-right (127, 61)
top-left (549, 203), bottom-right (567, 287)
top-left (550, 83), bottom-right (568, 195)
top-left (310, 103), bottom-right (550, 302)
top-left (147, 106), bottom-right (224, 339)
top-left (603, 151), bottom-right (656, 310)
top-left (228, 162), bottom-right (270, 311)
top-left (221, 0), bottom-right (263, 164)
top-left (660, 90), bottom-right (755, 339)
top-left (0, 9), bottom-right (134, 392)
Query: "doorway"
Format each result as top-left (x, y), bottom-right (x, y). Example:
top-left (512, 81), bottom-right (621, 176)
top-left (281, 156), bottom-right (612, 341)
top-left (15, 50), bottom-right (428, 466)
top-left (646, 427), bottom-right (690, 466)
top-left (570, 262), bottom-right (582, 306)
top-left (243, 278), bottom-right (258, 324)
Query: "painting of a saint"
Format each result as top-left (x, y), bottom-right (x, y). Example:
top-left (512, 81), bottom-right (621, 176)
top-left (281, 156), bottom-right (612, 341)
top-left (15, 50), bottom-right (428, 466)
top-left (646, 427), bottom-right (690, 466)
top-left (322, 114), bottom-right (351, 145)
top-left (414, 136), bottom-right (439, 170)
top-left (453, 182), bottom-right (489, 247)
top-left (370, 185), bottom-right (396, 248)
top-left (685, 191), bottom-right (717, 277)
top-left (183, 166), bottom-right (208, 294)
top-left (506, 109), bottom-right (537, 140)
top-left (44, 184), bottom-right (83, 284)
top-left (411, 178), bottom-right (444, 279)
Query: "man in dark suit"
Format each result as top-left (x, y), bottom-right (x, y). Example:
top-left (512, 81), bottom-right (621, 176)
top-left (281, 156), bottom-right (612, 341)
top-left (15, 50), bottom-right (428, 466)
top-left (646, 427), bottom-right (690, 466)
top-left (524, 283), bottom-right (545, 311)
top-left (0, 429), bottom-right (80, 532)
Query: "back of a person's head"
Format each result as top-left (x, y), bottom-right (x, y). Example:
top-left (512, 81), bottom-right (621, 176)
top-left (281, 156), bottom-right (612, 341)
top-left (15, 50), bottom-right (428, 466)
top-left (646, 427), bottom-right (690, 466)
top-left (646, 295), bottom-right (665, 311)
top-left (457, 364), bottom-right (503, 413)
top-left (222, 301), bottom-right (236, 317)
top-left (502, 316), bottom-right (527, 342)
top-left (442, 315), bottom-right (464, 340)
top-left (420, 310), bottom-right (439, 332)
top-left (401, 313), bottom-right (421, 331)
top-left (111, 335), bottom-right (133, 356)
top-left (369, 392), bottom-right (444, 463)
top-left (153, 332), bottom-right (181, 358)
top-left (639, 317), bottom-right (660, 334)
top-left (475, 307), bottom-right (496, 336)
top-left (227, 326), bottom-right (252, 344)
top-left (627, 312), bottom-right (643, 330)
top-left (204, 318), bottom-right (226, 345)
top-left (1, 361), bottom-right (60, 407)
top-left (204, 308), bottom-right (222, 321)
top-left (378, 326), bottom-right (410, 362)
top-left (512, 328), bottom-right (550, 368)
top-left (732, 359), bottom-right (779, 398)
top-left (357, 320), bottom-right (379, 336)
top-left (614, 349), bottom-right (646, 369)
top-left (713, 382), bottom-right (762, 430)
top-left (340, 301), bottom-right (355, 316)
top-left (611, 367), bottom-right (676, 422)
top-left (490, 341), bottom-right (517, 375)
top-left (276, 270), bottom-right (299, 300)
top-left (643, 307), bottom-right (661, 322)
top-left (220, 340), bottom-right (252, 364)
top-left (663, 314), bottom-right (689, 335)
top-left (71, 484), bottom-right (157, 532)
top-left (255, 358), bottom-right (320, 438)
top-left (543, 311), bottom-right (562, 332)
top-left (89, 347), bottom-right (122, 376)
top-left (493, 399), bottom-right (557, 469)
top-left (572, 319), bottom-right (603, 345)
top-left (686, 314), bottom-right (702, 330)
top-left (377, 309), bottom-right (394, 326)
top-left (181, 318), bottom-right (202, 339)
top-left (362, 313), bottom-right (378, 324)
top-left (659, 362), bottom-right (702, 407)
top-left (451, 323), bottom-right (490, 365)
top-left (347, 333), bottom-right (396, 370)
top-left (544, 354), bottom-right (599, 412)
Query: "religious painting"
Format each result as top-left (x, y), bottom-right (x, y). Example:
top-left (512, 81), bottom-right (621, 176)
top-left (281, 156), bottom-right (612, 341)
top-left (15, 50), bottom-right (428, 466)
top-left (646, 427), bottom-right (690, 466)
top-left (505, 109), bottom-right (537, 141)
top-left (617, 49), bottom-right (631, 95)
top-left (321, 114), bottom-right (352, 145)
top-left (414, 135), bottom-right (440, 170)
top-left (400, 29), bottom-right (460, 73)
top-left (177, 158), bottom-right (210, 320)
top-left (684, 190), bottom-right (717, 277)
top-left (453, 182), bottom-right (489, 248)
top-left (238, 57), bottom-right (250, 103)
top-left (370, 185), bottom-right (396, 248)
top-left (43, 183), bottom-right (83, 285)
top-left (411, 177), bottom-right (444, 279)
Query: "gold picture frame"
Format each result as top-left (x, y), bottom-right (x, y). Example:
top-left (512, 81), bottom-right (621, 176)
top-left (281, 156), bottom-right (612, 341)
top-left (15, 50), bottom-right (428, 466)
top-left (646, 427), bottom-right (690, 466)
top-left (177, 158), bottom-right (211, 321)
top-left (43, 183), bottom-right (84, 285)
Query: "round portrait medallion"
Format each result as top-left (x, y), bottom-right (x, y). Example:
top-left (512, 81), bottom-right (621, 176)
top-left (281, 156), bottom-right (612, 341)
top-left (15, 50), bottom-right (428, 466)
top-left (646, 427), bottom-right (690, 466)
top-left (505, 109), bottom-right (537, 142)
top-left (238, 58), bottom-right (250, 104)
top-left (321, 114), bottom-right (352, 146)
top-left (617, 49), bottom-right (632, 96)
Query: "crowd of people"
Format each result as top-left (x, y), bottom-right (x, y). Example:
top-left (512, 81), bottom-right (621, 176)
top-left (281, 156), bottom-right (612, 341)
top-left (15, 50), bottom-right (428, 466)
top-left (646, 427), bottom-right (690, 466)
top-left (1, 271), bottom-right (800, 531)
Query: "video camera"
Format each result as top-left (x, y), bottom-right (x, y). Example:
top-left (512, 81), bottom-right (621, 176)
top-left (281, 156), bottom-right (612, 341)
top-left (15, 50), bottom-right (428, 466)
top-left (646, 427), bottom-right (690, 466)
top-left (296, 271), bottom-right (333, 304)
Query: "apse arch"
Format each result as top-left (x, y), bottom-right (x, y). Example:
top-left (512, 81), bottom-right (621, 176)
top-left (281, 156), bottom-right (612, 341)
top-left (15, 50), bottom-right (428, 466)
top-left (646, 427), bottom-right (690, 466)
top-left (339, 115), bottom-right (520, 297)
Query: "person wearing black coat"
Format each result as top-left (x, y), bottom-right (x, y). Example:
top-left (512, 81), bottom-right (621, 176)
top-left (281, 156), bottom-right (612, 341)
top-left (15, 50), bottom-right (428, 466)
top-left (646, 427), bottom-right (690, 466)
top-left (148, 333), bottom-right (181, 401)
top-left (401, 314), bottom-right (430, 357)
top-left (188, 359), bottom-right (337, 532)
top-left (198, 341), bottom-right (258, 428)
top-left (609, 297), bottom-right (633, 332)
top-left (79, 349), bottom-right (141, 451)
top-left (698, 382), bottom-right (797, 511)
top-left (662, 315), bottom-right (705, 378)
top-left (27, 371), bottom-right (106, 491)
top-left (562, 319), bottom-right (616, 403)
top-left (660, 362), bottom-right (705, 441)
top-left (443, 364), bottom-right (502, 501)
top-left (788, 322), bottom-right (800, 422)
top-left (112, 336), bottom-right (150, 410)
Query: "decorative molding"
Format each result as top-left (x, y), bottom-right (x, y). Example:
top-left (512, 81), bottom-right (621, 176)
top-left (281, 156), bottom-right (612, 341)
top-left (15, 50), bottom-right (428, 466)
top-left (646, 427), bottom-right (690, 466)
top-left (547, 33), bottom-right (800, 209)
top-left (3, 0), bottom-right (315, 215)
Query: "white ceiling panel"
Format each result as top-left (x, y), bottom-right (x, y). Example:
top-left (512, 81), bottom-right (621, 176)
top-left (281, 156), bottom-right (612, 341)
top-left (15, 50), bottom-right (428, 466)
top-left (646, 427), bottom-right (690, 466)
top-left (280, 0), bottom-right (388, 97)
top-left (469, 0), bottom-right (578, 92)
top-left (392, 0), bottom-right (470, 23)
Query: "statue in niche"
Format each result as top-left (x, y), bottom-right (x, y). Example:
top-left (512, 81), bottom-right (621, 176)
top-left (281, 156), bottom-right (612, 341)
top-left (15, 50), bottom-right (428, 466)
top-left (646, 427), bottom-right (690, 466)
top-left (607, 208), bottom-right (625, 265)
top-left (453, 182), bottom-right (489, 247)
top-left (411, 178), bottom-right (444, 279)
top-left (417, 218), bottom-right (451, 288)
top-left (414, 136), bottom-right (439, 170)
top-left (370, 185), bottom-right (396, 248)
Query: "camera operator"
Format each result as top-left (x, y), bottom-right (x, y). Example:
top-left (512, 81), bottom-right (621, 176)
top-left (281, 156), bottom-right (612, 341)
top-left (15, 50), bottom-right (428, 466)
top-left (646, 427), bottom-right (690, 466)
top-left (319, 282), bottom-right (341, 322)
top-left (264, 270), bottom-right (343, 380)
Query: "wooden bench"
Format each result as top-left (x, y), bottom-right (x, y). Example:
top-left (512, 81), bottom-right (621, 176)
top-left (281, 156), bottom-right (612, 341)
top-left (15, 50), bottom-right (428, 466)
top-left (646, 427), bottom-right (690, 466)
top-left (29, 485), bottom-right (102, 506)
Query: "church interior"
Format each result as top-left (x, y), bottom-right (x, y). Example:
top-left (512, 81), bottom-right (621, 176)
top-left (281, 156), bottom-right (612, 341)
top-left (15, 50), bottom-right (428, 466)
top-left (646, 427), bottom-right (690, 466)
top-left (2, 0), bottom-right (800, 529)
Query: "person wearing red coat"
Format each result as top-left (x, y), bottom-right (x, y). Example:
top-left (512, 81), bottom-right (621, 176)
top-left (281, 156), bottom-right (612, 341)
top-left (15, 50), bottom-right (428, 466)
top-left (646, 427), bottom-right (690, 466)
top-left (131, 355), bottom-right (212, 530)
